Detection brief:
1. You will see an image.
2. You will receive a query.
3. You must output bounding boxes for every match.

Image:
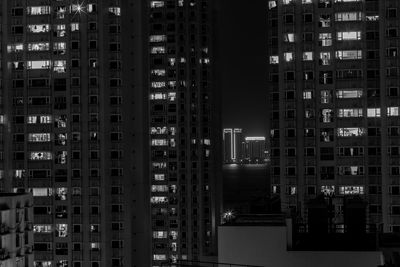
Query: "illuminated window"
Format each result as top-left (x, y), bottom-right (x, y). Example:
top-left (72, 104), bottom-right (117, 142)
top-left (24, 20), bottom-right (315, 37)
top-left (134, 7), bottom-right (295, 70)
top-left (151, 69), bottom-right (166, 76)
top-left (108, 7), bottom-right (121, 16)
top-left (151, 46), bottom-right (166, 54)
top-left (153, 254), bottom-right (167, 261)
top-left (321, 109), bottom-right (333, 122)
top-left (7, 43), bottom-right (24, 53)
top-left (168, 58), bottom-right (176, 66)
top-left (31, 188), bottom-right (53, 196)
top-left (303, 91), bottom-right (313, 99)
top-left (336, 50), bottom-right (362, 60)
top-left (34, 225), bottom-right (53, 233)
top-left (321, 90), bottom-right (332, 103)
top-left (151, 139), bottom-right (168, 146)
top-left (303, 52), bottom-right (313, 61)
top-left (335, 12), bottom-right (362, 21)
top-left (27, 60), bottom-right (50, 69)
top-left (337, 128), bottom-right (365, 137)
top-left (150, 1), bottom-right (165, 8)
top-left (55, 24), bottom-right (66, 37)
top-left (366, 15), bottom-right (379, 21)
top-left (28, 24), bottom-right (50, 33)
top-left (55, 151), bottom-right (67, 164)
top-left (27, 6), bottom-right (51, 15)
top-left (87, 4), bottom-right (97, 13)
top-left (367, 108), bottom-right (381, 118)
top-left (321, 186), bottom-right (335, 195)
top-left (28, 133), bottom-right (51, 142)
top-left (319, 33), bottom-right (332, 46)
top-left (319, 14), bottom-right (331, 27)
top-left (337, 109), bottom-right (363, 118)
top-left (269, 56), bottom-right (279, 64)
top-left (153, 231), bottom-right (167, 238)
top-left (55, 188), bottom-right (67, 200)
top-left (152, 162), bottom-right (167, 169)
top-left (151, 185), bottom-right (168, 192)
top-left (53, 42), bottom-right (66, 54)
top-left (387, 107), bottom-right (399, 117)
top-left (28, 42), bottom-right (49, 51)
top-left (268, 1), bottom-right (277, 9)
top-left (319, 52), bottom-right (331, 65)
top-left (302, 0), bottom-right (313, 3)
top-left (154, 174), bottom-right (165, 181)
top-left (286, 186), bottom-right (296, 195)
top-left (55, 224), bottom-right (68, 237)
top-left (150, 93), bottom-right (166, 100)
top-left (71, 23), bottom-right (79, 32)
top-left (90, 243), bottom-right (100, 251)
top-left (168, 93), bottom-right (176, 101)
top-left (337, 31), bottom-right (362, 41)
top-left (53, 60), bottom-right (67, 73)
top-left (339, 186), bottom-right (364, 195)
top-left (283, 0), bottom-right (294, 4)
top-left (284, 33), bottom-right (295, 43)
top-left (55, 6), bottom-right (66, 19)
top-left (150, 196), bottom-right (168, 204)
top-left (284, 52), bottom-right (294, 62)
top-left (30, 152), bottom-right (52, 160)
top-left (151, 81), bottom-right (166, 88)
top-left (336, 89), bottom-right (363, 98)
top-left (150, 35), bottom-right (167, 42)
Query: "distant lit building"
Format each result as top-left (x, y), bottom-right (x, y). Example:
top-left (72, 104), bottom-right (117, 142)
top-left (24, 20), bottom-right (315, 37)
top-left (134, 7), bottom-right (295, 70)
top-left (223, 128), bottom-right (243, 163)
top-left (0, 193), bottom-right (33, 267)
top-left (242, 137), bottom-right (266, 164)
top-left (223, 129), bottom-right (233, 163)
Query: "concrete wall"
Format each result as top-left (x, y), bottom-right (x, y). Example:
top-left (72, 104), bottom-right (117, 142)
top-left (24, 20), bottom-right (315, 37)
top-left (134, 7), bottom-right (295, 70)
top-left (218, 226), bottom-right (384, 267)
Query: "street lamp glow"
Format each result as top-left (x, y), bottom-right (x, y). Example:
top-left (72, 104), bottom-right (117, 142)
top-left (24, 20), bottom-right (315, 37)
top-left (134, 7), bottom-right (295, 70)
top-left (223, 210), bottom-right (235, 222)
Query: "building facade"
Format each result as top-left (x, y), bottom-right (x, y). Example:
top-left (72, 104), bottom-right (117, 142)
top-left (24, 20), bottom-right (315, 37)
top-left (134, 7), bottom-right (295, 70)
top-left (0, 193), bottom-right (34, 267)
top-left (267, 0), bottom-right (400, 233)
top-left (223, 128), bottom-right (242, 163)
top-left (0, 1), bottom-right (144, 266)
top-left (223, 129), bottom-right (233, 163)
top-left (148, 0), bottom-right (220, 265)
top-left (242, 137), bottom-right (266, 163)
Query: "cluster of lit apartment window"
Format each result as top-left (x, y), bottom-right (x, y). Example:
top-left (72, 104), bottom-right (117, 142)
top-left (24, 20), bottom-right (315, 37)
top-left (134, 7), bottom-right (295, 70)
top-left (148, 0), bottom-right (214, 264)
top-left (6, 2), bottom-right (124, 267)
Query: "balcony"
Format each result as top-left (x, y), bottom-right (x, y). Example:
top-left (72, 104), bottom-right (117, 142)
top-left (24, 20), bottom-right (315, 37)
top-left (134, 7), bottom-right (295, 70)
top-left (25, 245), bottom-right (33, 254)
top-left (0, 249), bottom-right (10, 260)
top-left (0, 224), bottom-right (9, 235)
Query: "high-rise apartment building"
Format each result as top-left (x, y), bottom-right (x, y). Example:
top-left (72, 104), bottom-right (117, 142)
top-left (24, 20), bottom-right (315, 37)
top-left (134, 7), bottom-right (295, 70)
top-left (0, 1), bottom-right (146, 266)
top-left (267, 0), bottom-right (400, 233)
top-left (0, 193), bottom-right (34, 267)
top-left (148, 0), bottom-right (220, 266)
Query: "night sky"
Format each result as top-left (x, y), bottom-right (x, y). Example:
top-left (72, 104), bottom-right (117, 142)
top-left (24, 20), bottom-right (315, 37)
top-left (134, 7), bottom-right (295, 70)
top-left (215, 0), bottom-right (268, 137)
